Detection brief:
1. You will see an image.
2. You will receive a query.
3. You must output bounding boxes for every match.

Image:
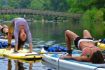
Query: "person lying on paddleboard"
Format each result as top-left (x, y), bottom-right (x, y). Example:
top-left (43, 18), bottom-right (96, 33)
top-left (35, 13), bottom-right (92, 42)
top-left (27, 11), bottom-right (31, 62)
top-left (61, 30), bottom-right (104, 64)
top-left (7, 18), bottom-right (33, 52)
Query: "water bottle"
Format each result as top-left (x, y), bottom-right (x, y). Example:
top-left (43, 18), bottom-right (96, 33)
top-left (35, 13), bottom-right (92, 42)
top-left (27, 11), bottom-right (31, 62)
top-left (97, 42), bottom-right (105, 50)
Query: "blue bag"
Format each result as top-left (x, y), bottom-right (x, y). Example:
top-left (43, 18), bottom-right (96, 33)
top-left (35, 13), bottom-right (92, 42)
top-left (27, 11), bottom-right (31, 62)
top-left (44, 44), bottom-right (67, 52)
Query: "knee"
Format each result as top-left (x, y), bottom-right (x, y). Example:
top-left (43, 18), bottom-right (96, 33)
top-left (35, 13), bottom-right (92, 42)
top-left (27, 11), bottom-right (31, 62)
top-left (65, 30), bottom-right (73, 36)
top-left (83, 30), bottom-right (89, 33)
top-left (65, 30), bottom-right (71, 34)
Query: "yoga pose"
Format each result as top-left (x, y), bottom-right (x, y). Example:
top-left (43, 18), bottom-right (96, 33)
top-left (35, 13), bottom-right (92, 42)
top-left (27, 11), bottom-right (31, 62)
top-left (8, 18), bottom-right (33, 52)
top-left (61, 30), bottom-right (104, 64)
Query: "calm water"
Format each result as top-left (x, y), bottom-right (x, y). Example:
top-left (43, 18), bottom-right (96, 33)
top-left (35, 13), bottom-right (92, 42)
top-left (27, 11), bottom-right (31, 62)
top-left (0, 21), bottom-right (82, 70)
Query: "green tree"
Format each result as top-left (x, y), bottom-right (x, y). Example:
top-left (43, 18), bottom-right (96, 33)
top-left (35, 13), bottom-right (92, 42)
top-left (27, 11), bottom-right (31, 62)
top-left (66, 0), bottom-right (93, 13)
top-left (30, 0), bottom-right (50, 10)
top-left (30, 0), bottom-right (69, 11)
top-left (48, 0), bottom-right (69, 12)
top-left (80, 9), bottom-right (105, 38)
top-left (18, 0), bottom-right (31, 8)
top-left (88, 0), bottom-right (105, 9)
top-left (7, 0), bottom-right (31, 8)
top-left (9, 0), bottom-right (20, 8)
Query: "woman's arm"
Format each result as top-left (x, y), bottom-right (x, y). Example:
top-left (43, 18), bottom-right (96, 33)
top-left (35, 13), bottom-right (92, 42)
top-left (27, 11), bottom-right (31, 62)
top-left (71, 56), bottom-right (90, 61)
top-left (29, 43), bottom-right (33, 53)
top-left (25, 22), bottom-right (33, 52)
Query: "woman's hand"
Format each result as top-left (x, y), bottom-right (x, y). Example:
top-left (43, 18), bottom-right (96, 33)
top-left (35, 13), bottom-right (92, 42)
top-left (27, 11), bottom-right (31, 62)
top-left (29, 43), bottom-right (33, 53)
top-left (60, 54), bottom-right (72, 59)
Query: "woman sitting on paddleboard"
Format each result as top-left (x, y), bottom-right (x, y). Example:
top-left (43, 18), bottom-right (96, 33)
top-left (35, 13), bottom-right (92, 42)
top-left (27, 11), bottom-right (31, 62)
top-left (8, 18), bottom-right (32, 52)
top-left (61, 30), bottom-right (104, 64)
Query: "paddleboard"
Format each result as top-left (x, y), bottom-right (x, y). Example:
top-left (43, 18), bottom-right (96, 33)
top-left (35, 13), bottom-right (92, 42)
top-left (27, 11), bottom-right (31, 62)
top-left (42, 49), bottom-right (105, 70)
top-left (0, 48), bottom-right (42, 60)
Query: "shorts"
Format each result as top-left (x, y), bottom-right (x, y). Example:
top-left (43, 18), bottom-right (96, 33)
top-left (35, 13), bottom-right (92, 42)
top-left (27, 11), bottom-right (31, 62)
top-left (74, 37), bottom-right (94, 49)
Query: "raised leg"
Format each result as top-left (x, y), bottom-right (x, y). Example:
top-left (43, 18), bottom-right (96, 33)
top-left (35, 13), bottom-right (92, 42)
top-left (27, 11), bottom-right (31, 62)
top-left (83, 30), bottom-right (92, 38)
top-left (65, 30), bottom-right (79, 50)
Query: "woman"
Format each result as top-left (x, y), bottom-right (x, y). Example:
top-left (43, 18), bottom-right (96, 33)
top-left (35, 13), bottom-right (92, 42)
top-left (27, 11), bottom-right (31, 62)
top-left (8, 18), bottom-right (32, 52)
top-left (0, 24), bottom-right (9, 38)
top-left (61, 30), bottom-right (104, 64)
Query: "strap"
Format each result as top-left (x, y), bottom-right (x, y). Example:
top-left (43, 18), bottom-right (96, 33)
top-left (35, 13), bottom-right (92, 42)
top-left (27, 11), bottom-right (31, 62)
top-left (67, 50), bottom-right (72, 54)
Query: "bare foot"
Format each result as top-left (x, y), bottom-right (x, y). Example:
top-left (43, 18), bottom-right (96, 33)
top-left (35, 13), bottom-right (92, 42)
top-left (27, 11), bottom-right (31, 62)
top-left (6, 46), bottom-right (11, 50)
top-left (19, 48), bottom-right (23, 50)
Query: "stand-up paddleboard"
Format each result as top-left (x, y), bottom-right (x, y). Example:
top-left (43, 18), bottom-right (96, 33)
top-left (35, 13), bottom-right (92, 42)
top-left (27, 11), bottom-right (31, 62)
top-left (42, 49), bottom-right (105, 70)
top-left (0, 48), bottom-right (42, 60)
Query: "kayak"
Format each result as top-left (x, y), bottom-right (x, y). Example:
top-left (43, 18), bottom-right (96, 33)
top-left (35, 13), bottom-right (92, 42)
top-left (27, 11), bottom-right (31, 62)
top-left (42, 49), bottom-right (105, 70)
top-left (0, 49), bottom-right (42, 60)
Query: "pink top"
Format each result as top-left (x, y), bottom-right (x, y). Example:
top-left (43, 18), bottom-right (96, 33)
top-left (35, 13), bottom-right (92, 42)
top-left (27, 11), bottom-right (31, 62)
top-left (82, 46), bottom-right (100, 58)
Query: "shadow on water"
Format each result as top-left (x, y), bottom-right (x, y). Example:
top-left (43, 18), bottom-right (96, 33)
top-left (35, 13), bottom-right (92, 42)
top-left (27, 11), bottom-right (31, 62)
top-left (7, 59), bottom-right (35, 70)
top-left (6, 58), bottom-right (55, 70)
top-left (7, 59), bottom-right (42, 70)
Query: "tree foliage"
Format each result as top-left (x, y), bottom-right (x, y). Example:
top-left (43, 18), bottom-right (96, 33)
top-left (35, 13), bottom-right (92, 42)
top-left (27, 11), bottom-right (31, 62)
top-left (0, 0), bottom-right (105, 38)
top-left (81, 8), bottom-right (105, 38)
top-left (30, 0), bottom-right (48, 10)
top-left (47, 0), bottom-right (69, 12)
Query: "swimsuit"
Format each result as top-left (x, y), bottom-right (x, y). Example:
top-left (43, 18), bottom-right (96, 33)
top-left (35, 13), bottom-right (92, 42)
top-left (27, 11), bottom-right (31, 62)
top-left (82, 46), bottom-right (100, 58)
top-left (74, 37), bottom-right (100, 58)
top-left (74, 37), bottom-right (94, 49)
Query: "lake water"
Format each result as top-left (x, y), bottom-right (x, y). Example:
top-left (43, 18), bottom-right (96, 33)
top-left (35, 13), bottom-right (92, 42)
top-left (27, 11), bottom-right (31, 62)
top-left (0, 21), bottom-right (83, 70)
top-left (1, 20), bottom-right (104, 70)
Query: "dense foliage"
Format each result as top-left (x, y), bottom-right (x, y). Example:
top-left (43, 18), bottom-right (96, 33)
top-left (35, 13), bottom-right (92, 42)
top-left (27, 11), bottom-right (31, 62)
top-left (0, 0), bottom-right (105, 38)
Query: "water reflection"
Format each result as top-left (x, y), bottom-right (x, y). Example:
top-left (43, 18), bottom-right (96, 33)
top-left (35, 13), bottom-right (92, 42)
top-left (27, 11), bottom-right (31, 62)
top-left (7, 59), bottom-right (42, 70)
top-left (8, 59), bottom-right (12, 70)
top-left (5, 21), bottom-right (83, 70)
top-left (29, 63), bottom-right (32, 70)
top-left (15, 60), bottom-right (25, 70)
top-left (7, 59), bottom-right (25, 70)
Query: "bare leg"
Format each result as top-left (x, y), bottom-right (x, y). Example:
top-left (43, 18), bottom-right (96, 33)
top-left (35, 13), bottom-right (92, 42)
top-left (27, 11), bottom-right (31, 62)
top-left (83, 30), bottom-right (92, 38)
top-left (60, 30), bottom-right (79, 59)
top-left (65, 30), bottom-right (79, 50)
top-left (7, 27), bottom-right (13, 50)
top-left (7, 24), bottom-right (14, 50)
